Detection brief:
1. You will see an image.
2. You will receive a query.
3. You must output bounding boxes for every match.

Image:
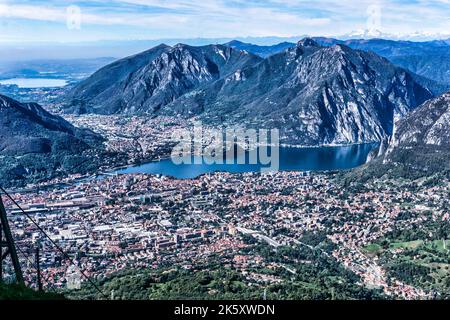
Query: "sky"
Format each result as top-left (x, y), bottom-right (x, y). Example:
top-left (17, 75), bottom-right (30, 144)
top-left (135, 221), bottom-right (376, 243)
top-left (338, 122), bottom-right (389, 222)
top-left (0, 0), bottom-right (450, 43)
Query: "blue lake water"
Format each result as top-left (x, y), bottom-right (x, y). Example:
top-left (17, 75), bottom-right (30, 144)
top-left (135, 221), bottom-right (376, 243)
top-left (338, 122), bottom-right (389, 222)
top-left (114, 143), bottom-right (378, 179)
top-left (0, 78), bottom-right (68, 88)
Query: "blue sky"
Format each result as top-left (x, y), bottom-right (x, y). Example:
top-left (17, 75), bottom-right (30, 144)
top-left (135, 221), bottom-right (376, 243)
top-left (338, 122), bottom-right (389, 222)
top-left (0, 0), bottom-right (449, 42)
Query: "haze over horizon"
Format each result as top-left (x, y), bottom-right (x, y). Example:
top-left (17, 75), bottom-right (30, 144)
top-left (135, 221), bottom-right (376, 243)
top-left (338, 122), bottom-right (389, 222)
top-left (1, 0), bottom-right (450, 61)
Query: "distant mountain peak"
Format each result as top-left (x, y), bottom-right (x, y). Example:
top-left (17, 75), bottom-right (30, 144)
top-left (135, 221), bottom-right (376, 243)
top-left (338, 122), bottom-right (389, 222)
top-left (154, 43), bottom-right (171, 49)
top-left (173, 43), bottom-right (191, 49)
top-left (297, 38), bottom-right (320, 48)
top-left (227, 40), bottom-right (247, 46)
top-left (342, 29), bottom-right (450, 42)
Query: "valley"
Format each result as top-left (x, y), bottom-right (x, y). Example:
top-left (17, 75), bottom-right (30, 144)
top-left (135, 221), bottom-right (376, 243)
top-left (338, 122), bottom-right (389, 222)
top-left (0, 37), bottom-right (449, 301)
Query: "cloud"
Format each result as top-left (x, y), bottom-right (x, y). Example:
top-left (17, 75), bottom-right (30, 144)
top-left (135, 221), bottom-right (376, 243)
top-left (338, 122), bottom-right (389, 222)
top-left (0, 0), bottom-right (449, 41)
top-left (0, 0), bottom-right (332, 39)
top-left (0, 2), bottom-right (189, 26)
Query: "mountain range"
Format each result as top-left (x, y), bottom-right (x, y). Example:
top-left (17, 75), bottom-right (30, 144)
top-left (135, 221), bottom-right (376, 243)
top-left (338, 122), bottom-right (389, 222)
top-left (229, 38), bottom-right (450, 85)
top-left (65, 44), bottom-right (261, 115)
top-left (2, 36), bottom-right (449, 184)
top-left (64, 38), bottom-right (443, 145)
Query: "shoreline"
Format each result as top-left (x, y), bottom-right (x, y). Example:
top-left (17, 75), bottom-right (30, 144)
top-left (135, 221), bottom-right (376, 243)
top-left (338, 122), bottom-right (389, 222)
top-left (11, 142), bottom-right (379, 193)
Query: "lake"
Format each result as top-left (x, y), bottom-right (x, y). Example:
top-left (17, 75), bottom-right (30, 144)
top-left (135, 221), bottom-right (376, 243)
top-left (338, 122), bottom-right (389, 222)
top-left (113, 143), bottom-right (378, 179)
top-left (0, 78), bottom-right (68, 88)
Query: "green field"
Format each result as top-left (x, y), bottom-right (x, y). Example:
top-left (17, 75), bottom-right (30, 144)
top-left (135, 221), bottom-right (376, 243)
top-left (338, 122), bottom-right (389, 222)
top-left (363, 243), bottom-right (382, 254)
top-left (425, 240), bottom-right (450, 253)
top-left (389, 240), bottom-right (424, 250)
top-left (365, 237), bottom-right (450, 297)
top-left (365, 239), bottom-right (450, 254)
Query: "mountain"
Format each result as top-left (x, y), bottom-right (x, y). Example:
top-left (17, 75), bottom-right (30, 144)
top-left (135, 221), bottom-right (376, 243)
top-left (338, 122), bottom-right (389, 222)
top-left (0, 94), bottom-right (98, 155)
top-left (0, 94), bottom-right (104, 186)
top-left (225, 40), bottom-right (295, 58)
top-left (343, 91), bottom-right (450, 182)
top-left (383, 91), bottom-right (450, 174)
top-left (223, 38), bottom-right (450, 85)
top-left (160, 39), bottom-right (440, 145)
top-left (64, 44), bottom-right (170, 114)
top-left (65, 39), bottom-right (443, 145)
top-left (342, 30), bottom-right (450, 42)
top-left (65, 44), bottom-right (262, 114)
top-left (313, 38), bottom-right (450, 85)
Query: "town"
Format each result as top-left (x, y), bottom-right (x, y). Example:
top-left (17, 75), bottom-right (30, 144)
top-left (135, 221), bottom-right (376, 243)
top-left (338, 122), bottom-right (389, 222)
top-left (3, 168), bottom-right (449, 300)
